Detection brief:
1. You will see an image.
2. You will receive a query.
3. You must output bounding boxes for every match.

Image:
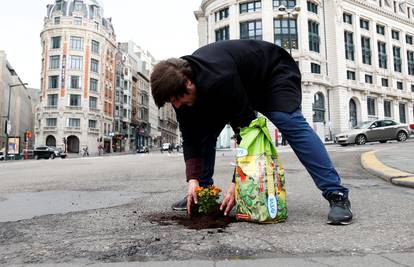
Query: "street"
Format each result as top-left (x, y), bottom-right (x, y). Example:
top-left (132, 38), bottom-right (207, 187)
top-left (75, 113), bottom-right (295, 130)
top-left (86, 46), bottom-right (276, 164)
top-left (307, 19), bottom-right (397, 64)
top-left (1, 141), bottom-right (414, 265)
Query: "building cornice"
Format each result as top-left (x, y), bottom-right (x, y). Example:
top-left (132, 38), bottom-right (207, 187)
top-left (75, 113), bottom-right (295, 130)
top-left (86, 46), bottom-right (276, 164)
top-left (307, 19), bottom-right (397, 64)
top-left (346, 0), bottom-right (414, 27)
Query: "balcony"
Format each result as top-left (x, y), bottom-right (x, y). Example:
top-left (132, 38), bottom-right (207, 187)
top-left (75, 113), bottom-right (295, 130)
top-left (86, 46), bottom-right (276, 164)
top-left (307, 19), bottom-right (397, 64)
top-left (64, 126), bottom-right (81, 133)
top-left (66, 105), bottom-right (82, 111)
top-left (43, 126), bottom-right (57, 132)
top-left (88, 127), bottom-right (100, 134)
top-left (89, 108), bottom-right (100, 113)
top-left (44, 105), bottom-right (58, 110)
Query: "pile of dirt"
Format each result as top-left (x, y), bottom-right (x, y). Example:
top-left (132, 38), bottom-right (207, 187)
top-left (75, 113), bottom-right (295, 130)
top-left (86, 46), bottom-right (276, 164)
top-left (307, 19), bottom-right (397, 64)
top-left (146, 207), bottom-right (237, 230)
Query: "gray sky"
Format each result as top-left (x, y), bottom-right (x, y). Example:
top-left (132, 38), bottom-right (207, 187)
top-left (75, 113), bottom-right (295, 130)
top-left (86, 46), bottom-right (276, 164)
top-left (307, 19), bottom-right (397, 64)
top-left (0, 0), bottom-right (201, 89)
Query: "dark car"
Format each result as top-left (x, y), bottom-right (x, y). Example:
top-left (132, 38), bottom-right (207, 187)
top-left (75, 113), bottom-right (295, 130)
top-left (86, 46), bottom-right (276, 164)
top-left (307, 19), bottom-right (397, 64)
top-left (34, 146), bottom-right (62, 159)
top-left (335, 119), bottom-right (410, 146)
top-left (136, 146), bottom-right (149, 153)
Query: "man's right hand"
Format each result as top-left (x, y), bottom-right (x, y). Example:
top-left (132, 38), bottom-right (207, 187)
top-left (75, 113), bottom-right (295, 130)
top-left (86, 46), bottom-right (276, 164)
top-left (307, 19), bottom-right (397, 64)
top-left (187, 179), bottom-right (199, 215)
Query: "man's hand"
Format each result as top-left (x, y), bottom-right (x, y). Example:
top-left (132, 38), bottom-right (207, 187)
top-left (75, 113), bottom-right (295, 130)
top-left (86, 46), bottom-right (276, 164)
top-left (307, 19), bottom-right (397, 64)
top-left (220, 182), bottom-right (236, 216)
top-left (187, 179), bottom-right (199, 215)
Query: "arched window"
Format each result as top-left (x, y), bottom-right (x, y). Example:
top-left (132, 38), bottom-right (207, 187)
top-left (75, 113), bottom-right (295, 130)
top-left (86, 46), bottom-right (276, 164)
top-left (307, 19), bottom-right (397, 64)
top-left (313, 92), bottom-right (325, 122)
top-left (349, 99), bottom-right (357, 127)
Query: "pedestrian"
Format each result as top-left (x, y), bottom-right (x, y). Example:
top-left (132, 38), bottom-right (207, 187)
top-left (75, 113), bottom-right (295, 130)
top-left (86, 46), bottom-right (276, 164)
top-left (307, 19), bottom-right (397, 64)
top-left (150, 40), bottom-right (352, 225)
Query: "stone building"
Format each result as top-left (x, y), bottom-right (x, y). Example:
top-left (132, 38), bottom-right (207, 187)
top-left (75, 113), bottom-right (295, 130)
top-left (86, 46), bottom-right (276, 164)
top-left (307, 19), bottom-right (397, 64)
top-left (195, 0), bottom-right (414, 145)
top-left (36, 0), bottom-right (117, 154)
top-left (0, 51), bottom-right (34, 153)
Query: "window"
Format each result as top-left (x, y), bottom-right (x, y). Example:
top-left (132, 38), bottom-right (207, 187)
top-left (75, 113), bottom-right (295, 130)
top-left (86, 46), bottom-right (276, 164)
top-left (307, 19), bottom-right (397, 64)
top-left (54, 17), bottom-right (60, 25)
top-left (91, 40), bottom-right (99, 54)
top-left (215, 26), bottom-right (230, 42)
top-left (90, 78), bottom-right (98, 92)
top-left (215, 8), bottom-right (229, 21)
top-left (308, 20), bottom-right (320, 52)
top-left (69, 94), bottom-right (81, 106)
top-left (69, 75), bottom-right (81, 89)
top-left (360, 19), bottom-right (369, 30)
top-left (344, 31), bottom-right (354, 60)
top-left (94, 22), bottom-right (99, 30)
top-left (273, 0), bottom-right (296, 8)
top-left (399, 103), bottom-right (406, 123)
top-left (74, 17), bottom-right (82, 25)
top-left (69, 56), bottom-right (83, 70)
top-left (68, 118), bottom-right (80, 127)
top-left (361, 37), bottom-right (371, 65)
top-left (274, 19), bottom-right (297, 49)
top-left (406, 35), bottom-right (413, 45)
top-left (313, 92), bottom-right (325, 122)
top-left (393, 46), bottom-right (402, 72)
top-left (365, 74), bottom-right (373, 84)
top-left (48, 75), bottom-right (59, 89)
top-left (46, 118), bottom-right (57, 127)
top-left (382, 78), bottom-right (389, 87)
top-left (384, 100), bottom-right (392, 118)
top-left (307, 1), bottom-right (318, 13)
top-left (240, 1), bottom-right (261, 14)
top-left (347, 70), bottom-right (356, 80)
top-left (47, 94), bottom-right (58, 107)
top-left (49, 55), bottom-right (60, 69)
top-left (378, 42), bottom-right (387, 69)
top-left (240, 20), bottom-right (262, 40)
top-left (70, 36), bottom-right (83, 50)
top-left (412, 84), bottom-right (414, 92)
top-left (90, 59), bottom-right (99, 73)
top-left (89, 96), bottom-right (97, 109)
top-left (392, 30), bottom-right (400, 40)
top-left (408, 51), bottom-right (414, 75)
top-left (397, 81), bottom-right (403, 90)
top-left (89, 120), bottom-right (97, 129)
top-left (55, 0), bottom-right (63, 11)
top-left (367, 98), bottom-right (376, 116)
top-left (311, 63), bottom-right (321, 74)
top-left (51, 36), bottom-right (61, 49)
top-left (376, 24), bottom-right (385, 35)
top-left (343, 13), bottom-right (352, 24)
top-left (74, 1), bottom-right (83, 11)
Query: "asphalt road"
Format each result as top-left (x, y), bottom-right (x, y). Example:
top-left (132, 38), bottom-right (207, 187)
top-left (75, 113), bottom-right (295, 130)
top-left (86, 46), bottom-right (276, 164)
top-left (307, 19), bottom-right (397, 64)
top-left (0, 141), bottom-right (413, 265)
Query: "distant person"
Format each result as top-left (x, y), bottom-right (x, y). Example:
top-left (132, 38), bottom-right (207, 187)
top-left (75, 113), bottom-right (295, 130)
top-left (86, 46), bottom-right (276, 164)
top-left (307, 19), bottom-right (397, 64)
top-left (150, 40), bottom-right (352, 225)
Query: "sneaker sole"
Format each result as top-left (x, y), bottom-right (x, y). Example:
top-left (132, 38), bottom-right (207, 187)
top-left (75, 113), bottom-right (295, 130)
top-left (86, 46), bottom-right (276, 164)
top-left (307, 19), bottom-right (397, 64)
top-left (327, 219), bottom-right (353, 225)
top-left (172, 207), bottom-right (187, 211)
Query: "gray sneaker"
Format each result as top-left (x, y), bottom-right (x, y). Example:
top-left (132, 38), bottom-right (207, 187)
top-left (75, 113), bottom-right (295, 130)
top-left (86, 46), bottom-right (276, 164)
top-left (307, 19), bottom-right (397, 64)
top-left (171, 196), bottom-right (187, 211)
top-left (327, 192), bottom-right (353, 225)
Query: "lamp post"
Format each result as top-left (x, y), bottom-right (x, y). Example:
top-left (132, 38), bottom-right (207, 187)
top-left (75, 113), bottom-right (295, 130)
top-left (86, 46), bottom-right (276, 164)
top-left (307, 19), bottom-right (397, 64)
top-left (277, 5), bottom-right (301, 55)
top-left (4, 82), bottom-right (28, 161)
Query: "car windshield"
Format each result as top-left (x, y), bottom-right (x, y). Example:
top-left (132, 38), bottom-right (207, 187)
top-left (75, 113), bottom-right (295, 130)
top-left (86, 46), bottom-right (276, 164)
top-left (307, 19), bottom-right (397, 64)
top-left (353, 121), bottom-right (373, 129)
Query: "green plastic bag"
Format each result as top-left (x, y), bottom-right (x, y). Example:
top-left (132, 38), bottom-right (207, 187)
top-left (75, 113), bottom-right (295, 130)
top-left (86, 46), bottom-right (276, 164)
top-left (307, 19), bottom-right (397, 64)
top-left (235, 117), bottom-right (287, 223)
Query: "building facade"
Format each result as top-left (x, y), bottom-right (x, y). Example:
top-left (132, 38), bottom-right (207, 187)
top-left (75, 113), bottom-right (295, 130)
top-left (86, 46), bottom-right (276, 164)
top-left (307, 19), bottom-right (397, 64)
top-left (0, 51), bottom-right (35, 153)
top-left (195, 0), bottom-right (414, 145)
top-left (37, 0), bottom-right (117, 154)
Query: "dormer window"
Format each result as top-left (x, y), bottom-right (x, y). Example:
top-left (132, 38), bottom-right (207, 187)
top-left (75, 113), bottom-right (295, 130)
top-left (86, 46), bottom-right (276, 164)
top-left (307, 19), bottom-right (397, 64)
top-left (56, 0), bottom-right (63, 11)
top-left (91, 5), bottom-right (100, 18)
top-left (74, 1), bottom-right (83, 12)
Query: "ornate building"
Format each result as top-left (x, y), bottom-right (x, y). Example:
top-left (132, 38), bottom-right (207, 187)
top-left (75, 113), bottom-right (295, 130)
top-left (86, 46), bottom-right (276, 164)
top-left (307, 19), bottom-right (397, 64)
top-left (195, 0), bottom-right (414, 144)
top-left (37, 0), bottom-right (117, 154)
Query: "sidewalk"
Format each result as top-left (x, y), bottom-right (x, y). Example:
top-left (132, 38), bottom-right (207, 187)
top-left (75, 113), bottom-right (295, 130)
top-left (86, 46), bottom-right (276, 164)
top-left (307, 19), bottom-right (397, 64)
top-left (361, 139), bottom-right (414, 188)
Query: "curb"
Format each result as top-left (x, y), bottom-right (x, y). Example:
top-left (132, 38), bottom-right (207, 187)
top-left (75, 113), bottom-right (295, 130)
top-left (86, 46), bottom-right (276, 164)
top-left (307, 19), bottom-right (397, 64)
top-left (361, 150), bottom-right (414, 188)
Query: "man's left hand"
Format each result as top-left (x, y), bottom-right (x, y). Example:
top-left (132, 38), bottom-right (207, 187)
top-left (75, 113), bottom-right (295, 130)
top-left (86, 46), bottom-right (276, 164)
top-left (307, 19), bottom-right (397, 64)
top-left (220, 182), bottom-right (236, 216)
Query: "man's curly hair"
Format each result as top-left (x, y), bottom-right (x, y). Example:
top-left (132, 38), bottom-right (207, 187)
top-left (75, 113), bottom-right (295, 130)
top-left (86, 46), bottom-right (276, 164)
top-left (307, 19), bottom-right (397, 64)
top-left (150, 58), bottom-right (193, 108)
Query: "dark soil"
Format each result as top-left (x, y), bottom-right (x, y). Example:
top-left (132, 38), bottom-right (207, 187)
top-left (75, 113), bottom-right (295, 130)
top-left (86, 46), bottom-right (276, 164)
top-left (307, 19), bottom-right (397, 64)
top-left (146, 206), bottom-right (237, 230)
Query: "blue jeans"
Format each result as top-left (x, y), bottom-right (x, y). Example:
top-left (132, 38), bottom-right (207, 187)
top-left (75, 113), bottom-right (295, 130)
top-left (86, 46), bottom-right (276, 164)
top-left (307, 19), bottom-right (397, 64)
top-left (199, 108), bottom-right (349, 199)
top-left (263, 108), bottom-right (349, 199)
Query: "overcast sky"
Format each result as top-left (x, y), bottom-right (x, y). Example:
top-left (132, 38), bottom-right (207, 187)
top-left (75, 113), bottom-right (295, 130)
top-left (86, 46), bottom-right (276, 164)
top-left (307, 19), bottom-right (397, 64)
top-left (0, 0), bottom-right (201, 89)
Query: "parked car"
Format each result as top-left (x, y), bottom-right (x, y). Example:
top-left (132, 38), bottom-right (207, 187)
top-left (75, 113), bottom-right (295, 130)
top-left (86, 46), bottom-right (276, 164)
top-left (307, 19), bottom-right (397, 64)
top-left (20, 149), bottom-right (35, 159)
top-left (335, 119), bottom-right (410, 146)
top-left (0, 151), bottom-right (4, 161)
top-left (33, 146), bottom-right (63, 159)
top-left (410, 123), bottom-right (414, 135)
top-left (161, 143), bottom-right (171, 151)
top-left (136, 146), bottom-right (149, 153)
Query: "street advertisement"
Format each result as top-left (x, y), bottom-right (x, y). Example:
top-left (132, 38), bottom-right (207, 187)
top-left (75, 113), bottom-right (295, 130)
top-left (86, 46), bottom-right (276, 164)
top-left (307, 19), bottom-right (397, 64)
top-left (8, 136), bottom-right (20, 154)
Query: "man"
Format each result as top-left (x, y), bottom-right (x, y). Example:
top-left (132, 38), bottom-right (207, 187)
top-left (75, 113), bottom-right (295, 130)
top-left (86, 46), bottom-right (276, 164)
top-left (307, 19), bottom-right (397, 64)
top-left (150, 40), bottom-right (353, 225)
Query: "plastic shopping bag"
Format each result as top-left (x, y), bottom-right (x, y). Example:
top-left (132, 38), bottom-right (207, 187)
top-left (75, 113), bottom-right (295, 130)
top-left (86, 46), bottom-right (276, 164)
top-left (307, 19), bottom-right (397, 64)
top-left (235, 117), bottom-right (287, 223)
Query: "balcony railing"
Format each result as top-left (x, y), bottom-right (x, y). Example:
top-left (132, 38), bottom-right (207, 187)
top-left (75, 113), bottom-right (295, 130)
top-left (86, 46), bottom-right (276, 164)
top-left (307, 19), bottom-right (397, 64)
top-left (64, 126), bottom-right (81, 133)
top-left (66, 105), bottom-right (82, 111)
top-left (43, 126), bottom-right (57, 132)
top-left (88, 127), bottom-right (100, 134)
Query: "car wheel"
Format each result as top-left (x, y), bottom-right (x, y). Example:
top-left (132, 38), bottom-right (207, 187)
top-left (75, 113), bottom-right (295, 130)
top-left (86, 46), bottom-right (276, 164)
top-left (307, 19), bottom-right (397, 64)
top-left (397, 131), bottom-right (408, 142)
top-left (50, 154), bottom-right (55, 159)
top-left (340, 144), bottom-right (348, 147)
top-left (355, 134), bottom-right (367, 145)
top-left (34, 154), bottom-right (39, 160)
top-left (379, 140), bottom-right (387, 143)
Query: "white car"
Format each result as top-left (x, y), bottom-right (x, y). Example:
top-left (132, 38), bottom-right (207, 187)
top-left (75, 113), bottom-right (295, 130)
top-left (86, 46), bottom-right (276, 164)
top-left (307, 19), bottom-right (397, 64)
top-left (162, 143), bottom-right (171, 151)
